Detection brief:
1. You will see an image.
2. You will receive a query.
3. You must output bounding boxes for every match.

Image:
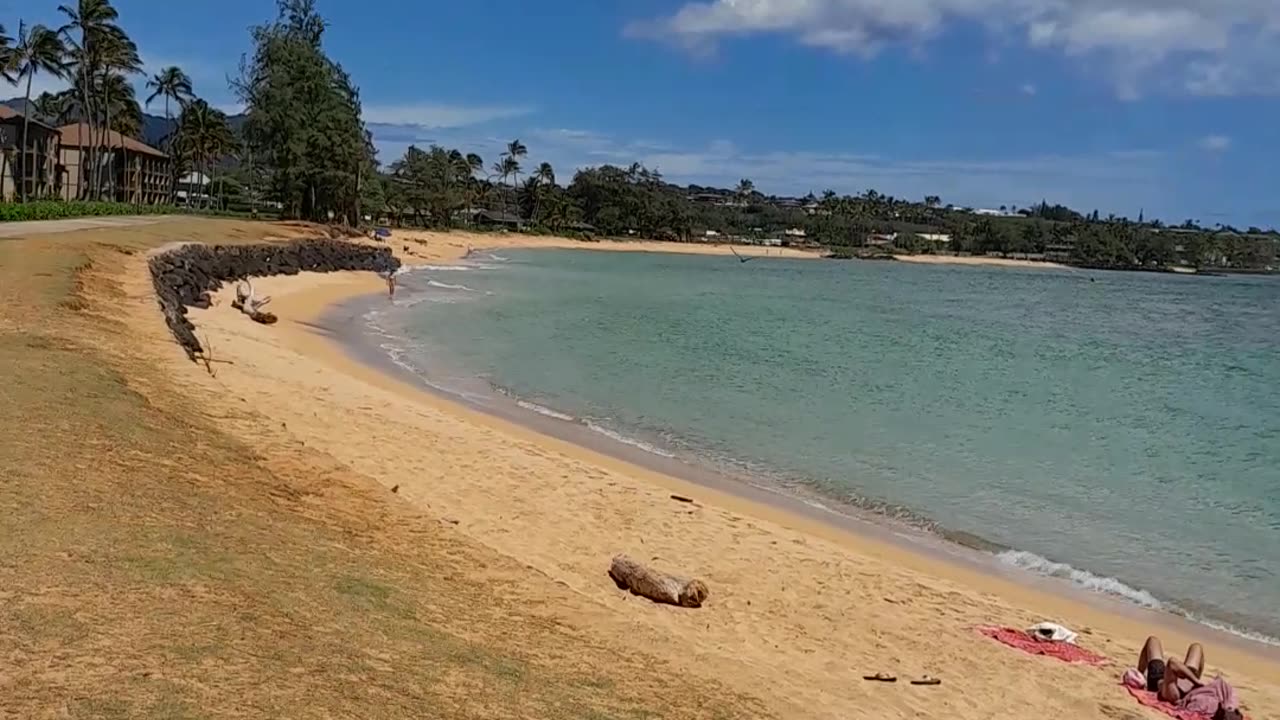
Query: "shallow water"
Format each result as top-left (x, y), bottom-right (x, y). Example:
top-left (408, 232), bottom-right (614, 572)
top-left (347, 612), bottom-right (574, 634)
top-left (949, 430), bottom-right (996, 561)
top-left (369, 249), bottom-right (1280, 643)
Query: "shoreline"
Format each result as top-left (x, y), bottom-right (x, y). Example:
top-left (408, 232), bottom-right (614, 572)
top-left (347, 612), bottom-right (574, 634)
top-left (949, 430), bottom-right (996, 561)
top-left (333, 256), bottom-right (1280, 658)
top-left (156, 227), bottom-right (1279, 717)
top-left (891, 254), bottom-right (1068, 269)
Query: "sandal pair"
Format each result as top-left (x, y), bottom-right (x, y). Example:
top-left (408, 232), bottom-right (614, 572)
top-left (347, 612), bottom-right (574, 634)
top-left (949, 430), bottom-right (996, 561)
top-left (862, 673), bottom-right (941, 685)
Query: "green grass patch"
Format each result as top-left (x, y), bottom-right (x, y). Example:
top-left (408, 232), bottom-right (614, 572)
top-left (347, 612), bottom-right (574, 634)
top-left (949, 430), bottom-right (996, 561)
top-left (0, 200), bottom-right (178, 222)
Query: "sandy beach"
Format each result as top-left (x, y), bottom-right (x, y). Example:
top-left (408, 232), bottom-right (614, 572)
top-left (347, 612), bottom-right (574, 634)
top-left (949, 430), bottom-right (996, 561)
top-left (101, 226), bottom-right (1278, 718)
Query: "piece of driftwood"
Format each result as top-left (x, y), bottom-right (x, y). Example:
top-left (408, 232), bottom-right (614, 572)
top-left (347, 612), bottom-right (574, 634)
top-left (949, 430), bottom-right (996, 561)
top-left (608, 554), bottom-right (709, 608)
top-left (232, 280), bottom-right (278, 324)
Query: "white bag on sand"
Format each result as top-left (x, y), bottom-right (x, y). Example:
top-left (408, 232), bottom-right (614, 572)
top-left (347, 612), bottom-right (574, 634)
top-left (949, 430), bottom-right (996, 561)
top-left (1027, 621), bottom-right (1078, 644)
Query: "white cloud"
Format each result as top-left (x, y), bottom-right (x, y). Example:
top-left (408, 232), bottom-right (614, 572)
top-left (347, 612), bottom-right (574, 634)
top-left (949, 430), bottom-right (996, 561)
top-left (1199, 134), bottom-right (1232, 151)
top-left (1020, 82), bottom-right (1037, 96)
top-left (631, 0), bottom-right (1280, 97)
top-left (363, 103), bottom-right (533, 129)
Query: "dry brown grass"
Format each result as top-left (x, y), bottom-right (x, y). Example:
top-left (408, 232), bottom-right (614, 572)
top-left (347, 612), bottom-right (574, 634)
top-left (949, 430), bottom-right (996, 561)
top-left (0, 218), bottom-right (767, 719)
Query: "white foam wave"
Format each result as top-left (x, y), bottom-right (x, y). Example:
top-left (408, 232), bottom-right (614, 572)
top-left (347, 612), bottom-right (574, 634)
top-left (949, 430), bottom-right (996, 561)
top-left (1001, 549), bottom-right (1280, 646)
top-left (997, 550), bottom-right (1165, 608)
top-left (515, 399), bottom-right (577, 422)
top-left (425, 280), bottom-right (478, 292)
top-left (584, 421), bottom-right (676, 458)
top-left (404, 264), bottom-right (471, 272)
top-left (1185, 614), bottom-right (1280, 647)
top-left (487, 254), bottom-right (509, 261)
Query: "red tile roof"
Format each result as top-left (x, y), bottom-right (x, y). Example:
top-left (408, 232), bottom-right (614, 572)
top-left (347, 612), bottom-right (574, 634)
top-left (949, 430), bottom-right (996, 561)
top-left (0, 104), bottom-right (59, 131)
top-left (57, 122), bottom-right (168, 158)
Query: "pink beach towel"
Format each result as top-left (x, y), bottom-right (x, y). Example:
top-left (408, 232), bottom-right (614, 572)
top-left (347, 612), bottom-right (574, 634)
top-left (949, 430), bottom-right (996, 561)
top-left (1123, 682), bottom-right (1247, 720)
top-left (977, 626), bottom-right (1108, 665)
top-left (1123, 686), bottom-right (1248, 720)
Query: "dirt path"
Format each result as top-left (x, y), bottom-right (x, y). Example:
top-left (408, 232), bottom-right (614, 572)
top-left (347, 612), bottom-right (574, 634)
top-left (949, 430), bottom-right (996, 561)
top-left (0, 214), bottom-right (178, 238)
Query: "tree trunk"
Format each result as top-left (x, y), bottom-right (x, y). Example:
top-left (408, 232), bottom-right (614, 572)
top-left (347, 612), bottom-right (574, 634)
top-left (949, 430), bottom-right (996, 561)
top-left (165, 96), bottom-right (175, 205)
top-left (608, 555), bottom-right (709, 608)
top-left (103, 83), bottom-right (113, 201)
top-left (0, 152), bottom-right (9, 202)
top-left (20, 73), bottom-right (34, 202)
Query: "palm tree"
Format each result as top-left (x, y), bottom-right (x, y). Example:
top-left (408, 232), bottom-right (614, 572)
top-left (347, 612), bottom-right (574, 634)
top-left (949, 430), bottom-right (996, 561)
top-left (176, 99), bottom-right (235, 209)
top-left (9, 22), bottom-right (67, 201)
top-left (94, 29), bottom-right (139, 198)
top-left (0, 25), bottom-right (12, 192)
top-left (735, 178), bottom-right (755, 206)
top-left (457, 152), bottom-right (483, 223)
top-left (145, 65), bottom-right (192, 202)
top-left (32, 91), bottom-right (75, 125)
top-left (489, 159), bottom-right (508, 215)
top-left (501, 139), bottom-right (526, 221)
top-left (532, 161), bottom-right (555, 224)
top-left (58, 0), bottom-right (125, 198)
top-left (0, 24), bottom-right (12, 74)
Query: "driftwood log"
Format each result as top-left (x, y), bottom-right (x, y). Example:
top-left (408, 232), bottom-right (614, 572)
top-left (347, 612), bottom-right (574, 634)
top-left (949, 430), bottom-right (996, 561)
top-left (231, 280), bottom-right (278, 325)
top-left (609, 554), bottom-right (709, 608)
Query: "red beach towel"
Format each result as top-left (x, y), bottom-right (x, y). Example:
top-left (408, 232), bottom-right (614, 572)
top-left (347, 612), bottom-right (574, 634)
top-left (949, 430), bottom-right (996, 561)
top-left (1124, 686), bottom-right (1248, 720)
top-left (977, 626), bottom-right (1108, 665)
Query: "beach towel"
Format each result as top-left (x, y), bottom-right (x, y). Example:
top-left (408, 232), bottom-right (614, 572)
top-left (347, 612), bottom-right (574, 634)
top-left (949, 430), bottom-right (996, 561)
top-left (977, 626), bottom-right (1107, 665)
top-left (1123, 686), bottom-right (1248, 720)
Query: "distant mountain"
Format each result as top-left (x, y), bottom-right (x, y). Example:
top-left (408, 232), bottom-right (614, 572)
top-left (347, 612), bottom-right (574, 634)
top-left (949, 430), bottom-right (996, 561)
top-left (2, 97), bottom-right (246, 149)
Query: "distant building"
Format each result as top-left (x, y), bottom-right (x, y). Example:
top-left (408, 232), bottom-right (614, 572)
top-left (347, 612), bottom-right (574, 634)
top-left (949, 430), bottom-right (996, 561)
top-left (457, 208), bottom-right (521, 228)
top-left (0, 106), bottom-right (61, 201)
top-left (918, 233), bottom-right (951, 244)
top-left (176, 171), bottom-right (211, 204)
top-left (784, 228), bottom-right (807, 238)
top-left (972, 208), bottom-right (1020, 218)
top-left (866, 232), bottom-right (898, 247)
top-left (57, 122), bottom-right (171, 204)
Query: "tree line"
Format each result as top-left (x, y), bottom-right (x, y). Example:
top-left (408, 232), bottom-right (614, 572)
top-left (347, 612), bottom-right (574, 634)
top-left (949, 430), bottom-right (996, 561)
top-left (4, 1), bottom-right (1275, 270)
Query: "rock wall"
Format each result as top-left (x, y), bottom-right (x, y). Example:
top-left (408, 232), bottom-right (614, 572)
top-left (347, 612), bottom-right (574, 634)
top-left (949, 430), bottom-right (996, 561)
top-left (149, 239), bottom-right (400, 359)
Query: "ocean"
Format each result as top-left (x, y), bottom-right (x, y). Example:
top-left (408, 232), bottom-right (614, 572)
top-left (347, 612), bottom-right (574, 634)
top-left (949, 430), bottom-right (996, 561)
top-left (359, 248), bottom-right (1280, 644)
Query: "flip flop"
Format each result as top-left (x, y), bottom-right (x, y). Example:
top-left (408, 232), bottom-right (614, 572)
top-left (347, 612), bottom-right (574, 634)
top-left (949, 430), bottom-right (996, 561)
top-left (910, 676), bottom-right (942, 686)
top-left (862, 673), bottom-right (897, 682)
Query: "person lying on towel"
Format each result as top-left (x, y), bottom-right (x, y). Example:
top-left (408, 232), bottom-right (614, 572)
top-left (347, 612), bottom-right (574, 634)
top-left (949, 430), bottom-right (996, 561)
top-left (1136, 636), bottom-right (1242, 720)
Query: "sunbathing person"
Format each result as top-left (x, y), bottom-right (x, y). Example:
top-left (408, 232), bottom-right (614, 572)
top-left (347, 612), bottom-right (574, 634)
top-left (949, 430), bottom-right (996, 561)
top-left (1137, 636), bottom-right (1242, 720)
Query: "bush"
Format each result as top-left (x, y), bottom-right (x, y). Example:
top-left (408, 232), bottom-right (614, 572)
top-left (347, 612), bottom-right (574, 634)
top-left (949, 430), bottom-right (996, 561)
top-left (0, 201), bottom-right (176, 222)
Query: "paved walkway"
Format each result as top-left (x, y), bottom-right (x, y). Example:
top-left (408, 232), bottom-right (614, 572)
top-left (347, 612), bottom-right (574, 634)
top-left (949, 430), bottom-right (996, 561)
top-left (0, 214), bottom-right (179, 238)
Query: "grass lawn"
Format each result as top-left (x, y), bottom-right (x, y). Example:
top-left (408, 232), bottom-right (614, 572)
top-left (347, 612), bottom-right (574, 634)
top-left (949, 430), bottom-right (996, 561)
top-left (0, 218), bottom-right (765, 719)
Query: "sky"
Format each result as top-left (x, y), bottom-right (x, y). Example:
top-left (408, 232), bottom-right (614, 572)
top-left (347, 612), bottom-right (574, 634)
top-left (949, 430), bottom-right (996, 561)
top-left (3, 0), bottom-right (1279, 227)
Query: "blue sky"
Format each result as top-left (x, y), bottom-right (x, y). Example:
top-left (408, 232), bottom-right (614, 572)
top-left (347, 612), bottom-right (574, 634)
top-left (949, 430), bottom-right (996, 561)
top-left (4, 0), bottom-right (1278, 227)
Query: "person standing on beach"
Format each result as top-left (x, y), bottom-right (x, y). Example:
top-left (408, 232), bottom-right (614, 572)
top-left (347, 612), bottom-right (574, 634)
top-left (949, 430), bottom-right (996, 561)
top-left (380, 269), bottom-right (396, 299)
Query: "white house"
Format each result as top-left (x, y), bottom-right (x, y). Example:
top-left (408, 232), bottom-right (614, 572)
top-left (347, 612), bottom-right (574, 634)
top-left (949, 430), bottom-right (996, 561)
top-left (176, 171), bottom-right (212, 203)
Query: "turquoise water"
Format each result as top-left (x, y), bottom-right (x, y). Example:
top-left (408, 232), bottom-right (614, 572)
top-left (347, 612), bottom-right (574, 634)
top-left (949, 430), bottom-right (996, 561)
top-left (370, 250), bottom-right (1280, 642)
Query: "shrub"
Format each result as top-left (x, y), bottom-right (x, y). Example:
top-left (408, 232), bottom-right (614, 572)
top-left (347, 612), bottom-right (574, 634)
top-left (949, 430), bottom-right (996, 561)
top-left (0, 201), bottom-right (178, 222)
